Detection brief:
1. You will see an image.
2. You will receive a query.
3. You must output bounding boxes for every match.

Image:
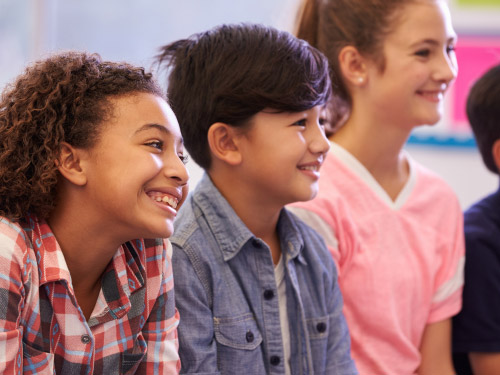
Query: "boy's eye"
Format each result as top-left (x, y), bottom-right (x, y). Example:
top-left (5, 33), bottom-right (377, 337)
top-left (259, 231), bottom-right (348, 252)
top-left (179, 154), bottom-right (189, 165)
top-left (319, 117), bottom-right (327, 127)
top-left (293, 119), bottom-right (307, 126)
top-left (145, 140), bottom-right (163, 150)
top-left (415, 49), bottom-right (430, 57)
top-left (446, 45), bottom-right (456, 55)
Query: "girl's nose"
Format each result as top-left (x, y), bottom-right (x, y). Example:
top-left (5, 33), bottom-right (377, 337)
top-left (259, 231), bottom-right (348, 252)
top-left (165, 154), bottom-right (190, 186)
top-left (435, 51), bottom-right (458, 84)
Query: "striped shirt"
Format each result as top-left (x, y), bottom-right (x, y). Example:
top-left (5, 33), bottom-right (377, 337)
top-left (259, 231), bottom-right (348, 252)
top-left (0, 214), bottom-right (180, 374)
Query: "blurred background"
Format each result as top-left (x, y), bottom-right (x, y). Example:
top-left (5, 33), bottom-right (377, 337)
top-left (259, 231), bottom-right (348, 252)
top-left (1, 0), bottom-right (499, 209)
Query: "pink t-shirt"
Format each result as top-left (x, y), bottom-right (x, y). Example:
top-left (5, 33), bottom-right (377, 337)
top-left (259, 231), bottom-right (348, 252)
top-left (290, 142), bottom-right (464, 375)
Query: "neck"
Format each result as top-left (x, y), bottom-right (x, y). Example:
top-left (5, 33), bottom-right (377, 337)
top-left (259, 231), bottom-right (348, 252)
top-left (208, 169), bottom-right (282, 264)
top-left (332, 107), bottom-right (411, 200)
top-left (48, 198), bottom-right (121, 297)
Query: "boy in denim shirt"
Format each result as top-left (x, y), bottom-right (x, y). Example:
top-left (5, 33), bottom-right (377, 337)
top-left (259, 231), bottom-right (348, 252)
top-left (156, 24), bottom-right (357, 375)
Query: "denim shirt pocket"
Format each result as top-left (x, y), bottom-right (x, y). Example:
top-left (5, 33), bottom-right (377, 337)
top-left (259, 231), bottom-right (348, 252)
top-left (307, 314), bottom-right (330, 372)
top-left (213, 312), bottom-right (262, 350)
top-left (307, 314), bottom-right (346, 374)
top-left (22, 341), bottom-right (55, 375)
top-left (306, 315), bottom-right (329, 340)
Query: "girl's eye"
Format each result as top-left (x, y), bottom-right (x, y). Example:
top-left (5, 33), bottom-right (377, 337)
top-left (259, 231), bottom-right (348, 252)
top-left (415, 49), bottom-right (430, 57)
top-left (293, 119), bottom-right (307, 126)
top-left (446, 45), bottom-right (456, 55)
top-left (319, 117), bottom-right (327, 127)
top-left (145, 140), bottom-right (163, 151)
top-left (179, 154), bottom-right (189, 165)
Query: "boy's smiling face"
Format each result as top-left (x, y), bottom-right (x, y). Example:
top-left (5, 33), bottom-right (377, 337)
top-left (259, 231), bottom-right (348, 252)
top-left (235, 105), bottom-right (330, 210)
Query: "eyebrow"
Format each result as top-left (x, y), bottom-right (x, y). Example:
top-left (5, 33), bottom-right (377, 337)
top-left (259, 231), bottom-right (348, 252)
top-left (411, 36), bottom-right (457, 48)
top-left (135, 123), bottom-right (172, 135)
top-left (134, 123), bottom-right (184, 145)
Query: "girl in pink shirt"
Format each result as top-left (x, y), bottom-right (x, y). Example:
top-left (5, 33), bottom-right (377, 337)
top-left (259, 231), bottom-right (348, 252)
top-left (290, 1), bottom-right (465, 374)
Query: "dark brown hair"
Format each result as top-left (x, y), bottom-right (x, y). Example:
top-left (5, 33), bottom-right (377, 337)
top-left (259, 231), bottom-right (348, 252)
top-left (466, 64), bottom-right (500, 174)
top-left (0, 51), bottom-right (162, 221)
top-left (156, 23), bottom-right (331, 170)
top-left (297, 0), bottom-right (417, 125)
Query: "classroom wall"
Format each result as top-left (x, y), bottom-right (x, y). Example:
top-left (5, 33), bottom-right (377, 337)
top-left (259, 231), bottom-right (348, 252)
top-left (1, 0), bottom-right (498, 209)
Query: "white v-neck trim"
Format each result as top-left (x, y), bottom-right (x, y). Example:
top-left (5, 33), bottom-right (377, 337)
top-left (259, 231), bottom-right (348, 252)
top-left (330, 142), bottom-right (416, 210)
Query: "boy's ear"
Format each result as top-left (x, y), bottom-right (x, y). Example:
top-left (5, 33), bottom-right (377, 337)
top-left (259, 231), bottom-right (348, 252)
top-left (207, 122), bottom-right (243, 166)
top-left (493, 139), bottom-right (500, 173)
top-left (338, 45), bottom-right (368, 87)
top-left (55, 142), bottom-right (88, 186)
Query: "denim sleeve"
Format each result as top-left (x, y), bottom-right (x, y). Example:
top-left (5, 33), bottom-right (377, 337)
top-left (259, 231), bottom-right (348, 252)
top-left (325, 260), bottom-right (358, 374)
top-left (172, 243), bottom-right (221, 375)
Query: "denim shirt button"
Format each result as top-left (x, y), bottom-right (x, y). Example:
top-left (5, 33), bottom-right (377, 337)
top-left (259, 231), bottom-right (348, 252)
top-left (245, 330), bottom-right (254, 343)
top-left (316, 322), bottom-right (327, 333)
top-left (270, 356), bottom-right (280, 366)
top-left (252, 239), bottom-right (262, 248)
top-left (263, 289), bottom-right (274, 300)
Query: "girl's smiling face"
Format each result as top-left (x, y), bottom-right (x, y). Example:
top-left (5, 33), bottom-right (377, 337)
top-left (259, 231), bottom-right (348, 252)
top-left (82, 93), bottom-right (189, 241)
top-left (365, 0), bottom-right (457, 128)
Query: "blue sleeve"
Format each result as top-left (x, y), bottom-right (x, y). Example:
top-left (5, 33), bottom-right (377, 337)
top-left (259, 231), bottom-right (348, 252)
top-left (453, 213), bottom-right (500, 352)
top-left (172, 243), bottom-right (221, 375)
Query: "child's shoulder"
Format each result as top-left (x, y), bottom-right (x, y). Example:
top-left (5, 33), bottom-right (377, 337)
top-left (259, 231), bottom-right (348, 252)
top-left (464, 187), bottom-right (500, 234)
top-left (285, 208), bottom-right (324, 240)
top-left (172, 174), bottom-right (242, 249)
top-left (284, 209), bottom-right (333, 259)
top-left (0, 216), bottom-right (33, 283)
top-left (171, 194), bottom-right (203, 248)
top-left (407, 158), bottom-right (461, 210)
top-left (412, 158), bottom-right (456, 194)
top-left (0, 217), bottom-right (31, 258)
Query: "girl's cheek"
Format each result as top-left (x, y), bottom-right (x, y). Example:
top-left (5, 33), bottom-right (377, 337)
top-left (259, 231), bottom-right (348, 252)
top-left (150, 154), bottom-right (164, 170)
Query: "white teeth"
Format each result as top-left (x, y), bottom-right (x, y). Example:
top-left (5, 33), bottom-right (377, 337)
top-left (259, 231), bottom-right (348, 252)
top-left (153, 195), bottom-right (178, 209)
top-left (300, 165), bottom-right (318, 171)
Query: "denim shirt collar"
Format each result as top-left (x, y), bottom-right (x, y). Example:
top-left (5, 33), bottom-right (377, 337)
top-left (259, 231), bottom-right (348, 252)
top-left (193, 173), bottom-right (306, 263)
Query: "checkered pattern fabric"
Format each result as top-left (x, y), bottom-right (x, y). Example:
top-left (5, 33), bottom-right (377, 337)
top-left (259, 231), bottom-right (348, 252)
top-left (0, 214), bottom-right (180, 374)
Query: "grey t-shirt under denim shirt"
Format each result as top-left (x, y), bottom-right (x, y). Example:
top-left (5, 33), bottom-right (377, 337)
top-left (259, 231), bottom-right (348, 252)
top-left (171, 173), bottom-right (357, 375)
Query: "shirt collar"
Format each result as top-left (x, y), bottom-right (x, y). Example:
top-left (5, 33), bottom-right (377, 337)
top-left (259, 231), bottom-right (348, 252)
top-left (24, 214), bottom-right (72, 285)
top-left (24, 214), bottom-right (146, 319)
top-left (100, 240), bottom-right (145, 319)
top-left (277, 209), bottom-right (307, 264)
top-left (193, 174), bottom-right (306, 263)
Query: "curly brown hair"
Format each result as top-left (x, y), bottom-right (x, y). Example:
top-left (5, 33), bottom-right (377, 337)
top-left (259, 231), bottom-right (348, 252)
top-left (0, 51), bottom-right (163, 221)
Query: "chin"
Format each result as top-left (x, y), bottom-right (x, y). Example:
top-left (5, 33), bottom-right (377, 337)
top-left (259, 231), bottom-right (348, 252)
top-left (296, 190), bottom-right (318, 203)
top-left (143, 222), bottom-right (174, 239)
top-left (424, 116), bottom-right (442, 126)
top-left (413, 113), bottom-right (442, 127)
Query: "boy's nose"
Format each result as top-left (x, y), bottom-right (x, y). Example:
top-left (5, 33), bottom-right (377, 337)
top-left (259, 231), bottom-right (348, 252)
top-left (309, 122), bottom-right (331, 155)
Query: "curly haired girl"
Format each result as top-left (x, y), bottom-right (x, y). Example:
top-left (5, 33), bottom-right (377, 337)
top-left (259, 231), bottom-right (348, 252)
top-left (0, 51), bottom-right (187, 374)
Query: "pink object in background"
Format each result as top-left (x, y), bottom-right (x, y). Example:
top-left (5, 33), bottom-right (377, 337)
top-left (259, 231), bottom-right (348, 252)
top-left (453, 36), bottom-right (500, 130)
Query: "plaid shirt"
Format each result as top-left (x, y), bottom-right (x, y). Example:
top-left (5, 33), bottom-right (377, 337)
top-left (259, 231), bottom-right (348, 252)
top-left (0, 214), bottom-right (180, 374)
